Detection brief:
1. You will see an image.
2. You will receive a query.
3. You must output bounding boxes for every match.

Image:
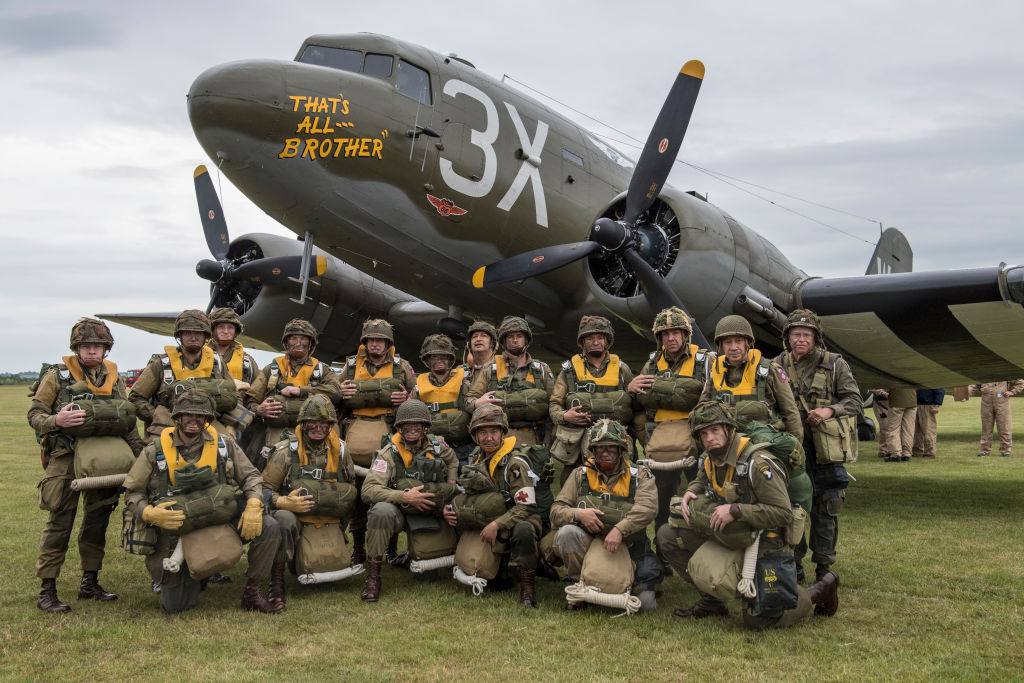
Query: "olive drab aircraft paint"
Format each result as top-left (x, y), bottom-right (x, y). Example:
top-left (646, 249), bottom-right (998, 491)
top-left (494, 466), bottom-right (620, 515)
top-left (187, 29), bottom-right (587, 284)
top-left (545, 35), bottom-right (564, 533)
top-left (100, 33), bottom-right (1024, 390)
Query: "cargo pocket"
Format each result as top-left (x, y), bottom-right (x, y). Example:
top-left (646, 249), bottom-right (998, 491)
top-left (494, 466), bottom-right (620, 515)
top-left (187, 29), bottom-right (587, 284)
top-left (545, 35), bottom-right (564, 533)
top-left (37, 473), bottom-right (70, 512)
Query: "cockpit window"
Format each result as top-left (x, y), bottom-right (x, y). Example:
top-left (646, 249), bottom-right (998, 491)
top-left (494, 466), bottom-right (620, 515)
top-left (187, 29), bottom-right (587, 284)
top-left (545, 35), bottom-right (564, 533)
top-left (297, 45), bottom-right (361, 72)
top-left (363, 53), bottom-right (394, 78)
top-left (396, 59), bottom-right (431, 105)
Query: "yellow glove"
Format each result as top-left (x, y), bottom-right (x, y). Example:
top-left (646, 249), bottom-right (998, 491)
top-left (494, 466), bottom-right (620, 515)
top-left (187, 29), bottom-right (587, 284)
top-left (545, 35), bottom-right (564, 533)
top-left (141, 501), bottom-right (185, 531)
top-left (237, 497), bottom-right (263, 540)
top-left (275, 488), bottom-right (314, 514)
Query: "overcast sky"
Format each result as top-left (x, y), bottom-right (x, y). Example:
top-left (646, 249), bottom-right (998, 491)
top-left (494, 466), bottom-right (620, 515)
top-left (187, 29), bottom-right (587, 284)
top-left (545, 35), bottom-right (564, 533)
top-left (2, 0), bottom-right (1022, 373)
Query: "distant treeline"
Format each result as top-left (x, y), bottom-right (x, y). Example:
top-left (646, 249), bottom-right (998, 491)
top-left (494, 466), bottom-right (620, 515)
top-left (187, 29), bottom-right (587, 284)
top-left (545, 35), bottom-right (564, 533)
top-left (0, 373), bottom-right (36, 386)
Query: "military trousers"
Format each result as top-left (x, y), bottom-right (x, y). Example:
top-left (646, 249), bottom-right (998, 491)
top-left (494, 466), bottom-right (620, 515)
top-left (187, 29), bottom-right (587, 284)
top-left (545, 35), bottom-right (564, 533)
top-left (884, 406), bottom-right (916, 458)
top-left (503, 520), bottom-right (540, 570)
top-left (271, 509), bottom-right (301, 563)
top-left (872, 397), bottom-right (890, 455)
top-left (979, 393), bottom-right (1013, 455)
top-left (912, 407), bottom-right (938, 457)
top-left (36, 476), bottom-right (118, 579)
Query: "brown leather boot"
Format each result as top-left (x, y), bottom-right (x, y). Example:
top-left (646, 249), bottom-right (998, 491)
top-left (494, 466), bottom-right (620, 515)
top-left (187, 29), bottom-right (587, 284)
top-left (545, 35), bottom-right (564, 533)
top-left (240, 577), bottom-right (284, 614)
top-left (268, 562), bottom-right (286, 607)
top-left (518, 568), bottom-right (537, 608)
top-left (38, 578), bottom-right (71, 613)
top-left (672, 592), bottom-right (729, 619)
top-left (807, 569), bottom-right (839, 616)
top-left (350, 530), bottom-right (367, 565)
top-left (537, 555), bottom-right (561, 582)
top-left (361, 557), bottom-right (383, 602)
top-left (78, 571), bottom-right (118, 601)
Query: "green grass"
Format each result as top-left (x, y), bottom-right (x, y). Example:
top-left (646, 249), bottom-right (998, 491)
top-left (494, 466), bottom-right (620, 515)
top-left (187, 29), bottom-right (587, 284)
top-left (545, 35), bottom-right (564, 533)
top-left (2, 385), bottom-right (1022, 681)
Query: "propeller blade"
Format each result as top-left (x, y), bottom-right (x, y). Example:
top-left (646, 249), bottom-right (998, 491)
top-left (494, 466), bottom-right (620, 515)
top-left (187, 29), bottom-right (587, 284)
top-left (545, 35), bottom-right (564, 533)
top-left (622, 249), bottom-right (709, 348)
top-left (472, 241), bottom-right (601, 287)
top-left (194, 165), bottom-right (230, 260)
top-left (232, 255), bottom-right (325, 284)
top-left (623, 61), bottom-right (704, 224)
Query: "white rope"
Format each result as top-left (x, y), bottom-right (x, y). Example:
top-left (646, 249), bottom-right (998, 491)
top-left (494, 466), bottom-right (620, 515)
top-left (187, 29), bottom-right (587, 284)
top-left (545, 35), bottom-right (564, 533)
top-left (71, 473), bottom-right (127, 491)
top-left (162, 539), bottom-right (184, 573)
top-left (409, 554), bottom-right (455, 573)
top-left (636, 458), bottom-right (686, 471)
top-left (353, 464), bottom-right (370, 478)
top-left (296, 564), bottom-right (366, 585)
top-left (452, 566), bottom-right (488, 596)
top-left (737, 536), bottom-right (761, 599)
top-left (564, 580), bottom-right (643, 616)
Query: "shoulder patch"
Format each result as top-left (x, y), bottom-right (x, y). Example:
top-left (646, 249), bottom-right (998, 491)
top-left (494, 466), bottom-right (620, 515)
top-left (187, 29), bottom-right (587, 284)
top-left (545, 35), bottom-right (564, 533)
top-left (561, 359), bottom-right (572, 371)
top-left (777, 368), bottom-right (789, 382)
top-left (371, 459), bottom-right (388, 473)
top-left (759, 465), bottom-right (773, 480)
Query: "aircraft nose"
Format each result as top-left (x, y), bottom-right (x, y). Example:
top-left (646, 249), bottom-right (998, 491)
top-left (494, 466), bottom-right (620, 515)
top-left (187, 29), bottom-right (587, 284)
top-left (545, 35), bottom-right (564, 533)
top-left (188, 60), bottom-right (290, 152)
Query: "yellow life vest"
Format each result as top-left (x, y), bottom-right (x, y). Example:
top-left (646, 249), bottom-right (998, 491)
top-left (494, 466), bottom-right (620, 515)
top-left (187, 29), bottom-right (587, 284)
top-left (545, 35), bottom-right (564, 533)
top-left (496, 355), bottom-right (534, 384)
top-left (416, 368), bottom-right (465, 413)
top-left (164, 345), bottom-right (217, 380)
top-left (704, 436), bottom-right (751, 499)
top-left (62, 355), bottom-right (118, 395)
top-left (570, 354), bottom-right (621, 388)
top-left (160, 426), bottom-right (219, 485)
top-left (583, 458), bottom-right (633, 498)
top-left (391, 432), bottom-right (434, 468)
top-left (564, 354), bottom-right (632, 424)
top-left (274, 355), bottom-right (319, 386)
top-left (652, 345), bottom-right (702, 422)
top-left (350, 346), bottom-right (399, 418)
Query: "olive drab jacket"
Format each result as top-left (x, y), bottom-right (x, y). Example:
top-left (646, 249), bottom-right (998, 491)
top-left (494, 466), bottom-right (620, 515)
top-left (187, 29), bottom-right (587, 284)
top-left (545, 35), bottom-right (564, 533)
top-left (700, 349), bottom-right (804, 441)
top-left (549, 352), bottom-right (641, 433)
top-left (261, 434), bottom-right (357, 508)
top-left (464, 351), bottom-right (556, 415)
top-left (775, 348), bottom-right (862, 423)
top-left (129, 346), bottom-right (232, 425)
top-left (467, 437), bottom-right (541, 533)
top-left (360, 435), bottom-right (458, 506)
top-left (550, 455), bottom-right (657, 540)
top-left (245, 355), bottom-right (342, 411)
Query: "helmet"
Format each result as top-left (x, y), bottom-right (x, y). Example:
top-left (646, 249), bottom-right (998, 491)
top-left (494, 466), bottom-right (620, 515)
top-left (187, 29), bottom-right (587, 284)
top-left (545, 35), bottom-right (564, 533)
top-left (652, 306), bottom-right (692, 340)
top-left (394, 399), bottom-right (432, 427)
top-left (469, 404), bottom-right (508, 435)
top-left (466, 320), bottom-right (497, 348)
top-left (208, 307), bottom-right (243, 336)
top-left (419, 334), bottom-right (457, 364)
top-left (360, 318), bottom-right (394, 345)
top-left (577, 315), bottom-right (615, 348)
top-left (713, 315), bottom-right (754, 347)
top-left (688, 400), bottom-right (738, 436)
top-left (174, 309), bottom-right (212, 338)
top-left (586, 419), bottom-right (630, 452)
top-left (782, 308), bottom-right (824, 351)
top-left (69, 318), bottom-right (113, 351)
top-left (281, 318), bottom-right (318, 351)
top-left (171, 389), bottom-right (217, 419)
top-left (497, 315), bottom-right (532, 347)
top-left (298, 395), bottom-right (337, 424)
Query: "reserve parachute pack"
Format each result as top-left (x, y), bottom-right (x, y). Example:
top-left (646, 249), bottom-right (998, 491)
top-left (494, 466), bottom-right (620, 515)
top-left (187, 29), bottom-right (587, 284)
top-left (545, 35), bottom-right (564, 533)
top-left (151, 429), bottom-right (243, 535)
top-left (288, 437), bottom-right (357, 520)
top-left (31, 361), bottom-right (137, 439)
top-left (391, 434), bottom-right (456, 516)
top-left (342, 351), bottom-right (403, 413)
top-left (490, 357), bottom-right (549, 425)
top-left (562, 354), bottom-right (633, 425)
top-left (417, 369), bottom-right (470, 442)
top-left (574, 463), bottom-right (639, 538)
top-left (710, 351), bottom-right (777, 429)
top-left (637, 346), bottom-right (706, 420)
top-left (450, 462), bottom-right (507, 530)
top-left (157, 348), bottom-right (238, 413)
top-left (263, 358), bottom-right (327, 427)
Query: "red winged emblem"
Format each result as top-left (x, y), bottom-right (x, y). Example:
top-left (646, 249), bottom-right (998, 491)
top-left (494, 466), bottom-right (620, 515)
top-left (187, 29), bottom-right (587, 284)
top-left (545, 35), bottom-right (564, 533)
top-left (426, 194), bottom-right (468, 217)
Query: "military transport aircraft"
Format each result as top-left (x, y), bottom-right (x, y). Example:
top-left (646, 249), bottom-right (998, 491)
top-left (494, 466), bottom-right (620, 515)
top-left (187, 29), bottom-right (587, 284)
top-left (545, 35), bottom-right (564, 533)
top-left (101, 33), bottom-right (1024, 388)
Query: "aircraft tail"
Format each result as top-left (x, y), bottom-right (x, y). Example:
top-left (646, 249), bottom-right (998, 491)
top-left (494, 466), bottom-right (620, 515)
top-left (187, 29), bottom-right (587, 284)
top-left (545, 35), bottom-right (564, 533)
top-left (865, 227), bottom-right (913, 275)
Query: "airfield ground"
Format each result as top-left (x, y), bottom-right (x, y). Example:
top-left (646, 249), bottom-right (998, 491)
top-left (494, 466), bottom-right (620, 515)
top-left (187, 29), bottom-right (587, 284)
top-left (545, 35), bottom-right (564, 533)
top-left (0, 385), bottom-right (1021, 680)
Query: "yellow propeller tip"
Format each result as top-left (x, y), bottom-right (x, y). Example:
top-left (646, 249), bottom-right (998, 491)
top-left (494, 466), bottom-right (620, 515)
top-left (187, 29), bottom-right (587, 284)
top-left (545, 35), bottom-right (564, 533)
top-left (682, 60), bottom-right (705, 80)
top-left (472, 267), bottom-right (486, 288)
top-left (193, 165), bottom-right (209, 178)
top-left (315, 254), bottom-right (327, 276)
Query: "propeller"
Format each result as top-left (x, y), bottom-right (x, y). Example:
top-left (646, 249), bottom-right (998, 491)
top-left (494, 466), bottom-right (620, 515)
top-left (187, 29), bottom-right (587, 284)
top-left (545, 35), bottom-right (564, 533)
top-left (193, 165), bottom-right (326, 313)
top-left (472, 61), bottom-right (709, 347)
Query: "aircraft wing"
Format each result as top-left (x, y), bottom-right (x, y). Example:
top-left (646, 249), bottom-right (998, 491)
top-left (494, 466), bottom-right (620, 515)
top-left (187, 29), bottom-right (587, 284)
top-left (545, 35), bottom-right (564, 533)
top-left (96, 312), bottom-right (277, 353)
top-left (797, 264), bottom-right (1024, 388)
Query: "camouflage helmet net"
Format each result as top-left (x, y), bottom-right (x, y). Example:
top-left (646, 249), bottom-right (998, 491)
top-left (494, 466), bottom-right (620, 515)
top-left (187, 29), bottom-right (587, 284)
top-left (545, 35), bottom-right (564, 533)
top-left (420, 334), bottom-right (457, 364)
top-left (577, 315), bottom-right (615, 348)
top-left (652, 306), bottom-right (692, 339)
top-left (394, 399), bottom-right (432, 426)
top-left (586, 418), bottom-right (630, 452)
top-left (174, 309), bottom-right (212, 338)
top-left (782, 308), bottom-right (826, 352)
top-left (688, 400), bottom-right (738, 436)
top-left (466, 320), bottom-right (497, 347)
top-left (497, 315), bottom-right (532, 347)
top-left (298, 395), bottom-right (337, 424)
top-left (713, 315), bottom-right (754, 347)
top-left (281, 318), bottom-right (318, 351)
top-left (469, 404), bottom-right (509, 436)
top-left (69, 318), bottom-right (114, 351)
top-left (360, 318), bottom-right (394, 345)
top-left (208, 307), bottom-right (243, 336)
top-left (171, 389), bottom-right (217, 419)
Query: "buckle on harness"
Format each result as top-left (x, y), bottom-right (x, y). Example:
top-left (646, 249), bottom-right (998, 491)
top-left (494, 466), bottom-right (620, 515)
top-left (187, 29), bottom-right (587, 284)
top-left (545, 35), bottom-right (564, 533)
top-left (302, 467), bottom-right (324, 480)
top-left (577, 382), bottom-right (597, 394)
top-left (427, 402), bottom-right (440, 412)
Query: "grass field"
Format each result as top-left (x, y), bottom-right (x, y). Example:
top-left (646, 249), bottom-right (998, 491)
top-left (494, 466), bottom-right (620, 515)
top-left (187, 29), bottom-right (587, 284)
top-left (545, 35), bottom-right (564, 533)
top-left (1, 384), bottom-right (1022, 681)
